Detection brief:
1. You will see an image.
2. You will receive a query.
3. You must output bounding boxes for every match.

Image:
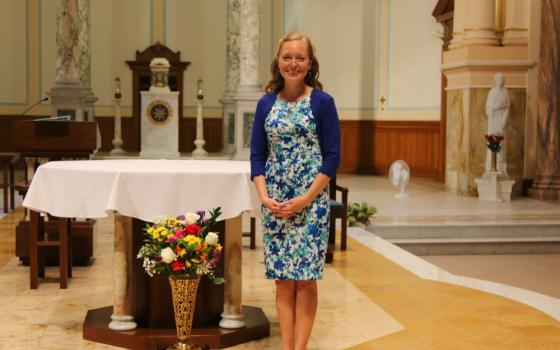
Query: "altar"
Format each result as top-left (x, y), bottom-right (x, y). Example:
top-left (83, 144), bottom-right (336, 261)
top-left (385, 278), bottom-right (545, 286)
top-left (22, 159), bottom-right (269, 349)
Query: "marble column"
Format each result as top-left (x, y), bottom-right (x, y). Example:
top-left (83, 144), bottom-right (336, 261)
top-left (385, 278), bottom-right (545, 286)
top-left (502, 0), bottom-right (529, 46)
top-left (463, 0), bottom-right (500, 46)
top-left (528, 0), bottom-right (560, 200)
top-left (76, 0), bottom-right (96, 120)
top-left (232, 0), bottom-right (263, 160)
top-left (48, 0), bottom-right (97, 121)
top-left (221, 0), bottom-right (241, 155)
top-left (108, 215), bottom-right (137, 330)
top-left (449, 0), bottom-right (466, 49)
top-left (219, 215), bottom-right (245, 328)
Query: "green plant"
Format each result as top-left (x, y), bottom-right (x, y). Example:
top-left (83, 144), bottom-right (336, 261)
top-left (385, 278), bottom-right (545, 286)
top-left (347, 202), bottom-right (377, 226)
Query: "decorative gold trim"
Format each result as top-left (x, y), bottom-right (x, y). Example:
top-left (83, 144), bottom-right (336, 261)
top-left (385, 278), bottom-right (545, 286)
top-left (464, 27), bottom-right (497, 32)
top-left (146, 99), bottom-right (173, 126)
top-left (503, 27), bottom-right (529, 31)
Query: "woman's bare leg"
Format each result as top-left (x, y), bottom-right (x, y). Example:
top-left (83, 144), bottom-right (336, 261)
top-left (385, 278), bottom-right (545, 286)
top-left (294, 280), bottom-right (318, 350)
top-left (276, 280), bottom-right (297, 350)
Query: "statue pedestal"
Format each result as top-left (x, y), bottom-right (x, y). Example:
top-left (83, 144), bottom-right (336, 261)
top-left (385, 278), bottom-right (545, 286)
top-left (475, 172), bottom-right (515, 202)
top-left (140, 91), bottom-right (180, 158)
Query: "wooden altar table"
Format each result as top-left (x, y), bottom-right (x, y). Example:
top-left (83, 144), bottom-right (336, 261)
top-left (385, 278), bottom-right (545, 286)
top-left (23, 159), bottom-right (269, 349)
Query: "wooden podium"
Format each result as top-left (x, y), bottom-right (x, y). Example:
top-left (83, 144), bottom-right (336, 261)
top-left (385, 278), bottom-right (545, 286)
top-left (13, 119), bottom-right (98, 266)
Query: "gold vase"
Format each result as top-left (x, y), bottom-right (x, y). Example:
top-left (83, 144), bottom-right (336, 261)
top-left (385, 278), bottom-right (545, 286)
top-left (490, 151), bottom-right (498, 172)
top-left (167, 277), bottom-right (201, 350)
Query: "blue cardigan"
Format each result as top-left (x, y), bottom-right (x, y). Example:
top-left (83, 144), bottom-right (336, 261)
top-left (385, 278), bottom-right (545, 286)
top-left (250, 89), bottom-right (341, 180)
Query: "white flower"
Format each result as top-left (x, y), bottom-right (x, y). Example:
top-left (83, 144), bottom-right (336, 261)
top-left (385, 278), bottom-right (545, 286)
top-left (205, 232), bottom-right (219, 246)
top-left (160, 247), bottom-right (177, 263)
top-left (184, 212), bottom-right (200, 225)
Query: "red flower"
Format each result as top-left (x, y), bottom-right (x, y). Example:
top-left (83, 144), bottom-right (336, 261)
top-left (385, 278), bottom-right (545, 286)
top-left (175, 228), bottom-right (185, 238)
top-left (185, 224), bottom-right (202, 236)
top-left (171, 261), bottom-right (185, 272)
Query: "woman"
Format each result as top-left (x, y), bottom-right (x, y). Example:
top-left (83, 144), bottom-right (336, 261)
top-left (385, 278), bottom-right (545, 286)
top-left (250, 31), bottom-right (340, 350)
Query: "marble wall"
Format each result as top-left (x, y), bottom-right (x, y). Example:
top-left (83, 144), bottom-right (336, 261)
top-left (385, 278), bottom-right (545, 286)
top-left (536, 0), bottom-right (560, 178)
top-left (529, 0), bottom-right (560, 199)
top-left (446, 88), bottom-right (526, 196)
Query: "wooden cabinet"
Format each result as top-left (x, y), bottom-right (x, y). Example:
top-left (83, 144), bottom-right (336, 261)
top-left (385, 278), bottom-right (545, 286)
top-left (126, 42), bottom-right (190, 152)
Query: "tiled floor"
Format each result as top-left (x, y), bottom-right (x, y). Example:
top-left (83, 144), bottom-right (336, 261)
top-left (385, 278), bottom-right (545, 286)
top-left (0, 175), bottom-right (559, 349)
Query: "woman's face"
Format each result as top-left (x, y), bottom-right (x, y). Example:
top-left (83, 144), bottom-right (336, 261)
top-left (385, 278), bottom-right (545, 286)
top-left (277, 39), bottom-right (311, 84)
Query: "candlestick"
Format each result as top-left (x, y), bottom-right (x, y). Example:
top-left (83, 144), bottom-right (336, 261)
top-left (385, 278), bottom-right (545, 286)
top-left (114, 76), bottom-right (122, 99)
top-left (196, 78), bottom-right (204, 100)
top-left (192, 78), bottom-right (207, 158)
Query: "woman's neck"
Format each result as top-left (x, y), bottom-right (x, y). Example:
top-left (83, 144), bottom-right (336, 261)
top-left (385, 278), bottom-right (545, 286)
top-left (280, 83), bottom-right (310, 102)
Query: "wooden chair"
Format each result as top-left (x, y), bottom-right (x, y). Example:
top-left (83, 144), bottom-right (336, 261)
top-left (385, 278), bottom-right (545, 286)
top-left (326, 176), bottom-right (349, 263)
top-left (0, 152), bottom-right (19, 213)
top-left (29, 210), bottom-right (72, 289)
top-left (243, 216), bottom-right (256, 249)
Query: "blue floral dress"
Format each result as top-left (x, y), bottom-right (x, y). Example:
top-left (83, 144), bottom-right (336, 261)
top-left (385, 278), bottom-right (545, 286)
top-left (262, 96), bottom-right (330, 280)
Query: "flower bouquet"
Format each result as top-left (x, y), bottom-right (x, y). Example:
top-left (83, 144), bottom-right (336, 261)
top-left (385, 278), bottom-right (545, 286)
top-left (137, 207), bottom-right (224, 283)
top-left (136, 207), bottom-right (223, 350)
top-left (485, 133), bottom-right (504, 172)
top-left (485, 133), bottom-right (504, 153)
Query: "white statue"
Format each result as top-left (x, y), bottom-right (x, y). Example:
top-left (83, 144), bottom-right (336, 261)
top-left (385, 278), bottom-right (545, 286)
top-left (485, 73), bottom-right (510, 173)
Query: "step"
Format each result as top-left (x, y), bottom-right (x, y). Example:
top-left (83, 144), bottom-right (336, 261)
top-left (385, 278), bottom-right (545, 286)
top-left (369, 222), bottom-right (560, 240)
top-left (365, 219), bottom-right (560, 255)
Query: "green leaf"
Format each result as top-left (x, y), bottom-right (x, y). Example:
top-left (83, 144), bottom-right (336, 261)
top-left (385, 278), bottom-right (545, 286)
top-left (212, 277), bottom-right (225, 285)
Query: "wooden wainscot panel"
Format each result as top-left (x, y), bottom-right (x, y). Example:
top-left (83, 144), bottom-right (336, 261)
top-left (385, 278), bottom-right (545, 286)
top-left (96, 116), bottom-right (223, 153)
top-left (339, 120), bottom-right (441, 180)
top-left (339, 120), bottom-right (375, 174)
top-left (179, 117), bottom-right (223, 153)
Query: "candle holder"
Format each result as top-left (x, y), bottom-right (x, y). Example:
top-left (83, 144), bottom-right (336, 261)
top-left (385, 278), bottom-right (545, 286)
top-left (192, 78), bottom-right (207, 158)
top-left (110, 77), bottom-right (125, 156)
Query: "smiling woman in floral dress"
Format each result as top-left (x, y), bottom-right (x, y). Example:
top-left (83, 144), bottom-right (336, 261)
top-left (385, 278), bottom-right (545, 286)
top-left (250, 31), bottom-right (340, 350)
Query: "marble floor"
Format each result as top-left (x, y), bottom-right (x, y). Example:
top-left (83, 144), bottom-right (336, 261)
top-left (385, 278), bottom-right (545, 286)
top-left (0, 175), bottom-right (559, 349)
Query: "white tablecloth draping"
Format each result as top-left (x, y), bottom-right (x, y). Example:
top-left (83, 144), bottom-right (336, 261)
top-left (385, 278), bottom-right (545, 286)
top-left (23, 159), bottom-right (260, 222)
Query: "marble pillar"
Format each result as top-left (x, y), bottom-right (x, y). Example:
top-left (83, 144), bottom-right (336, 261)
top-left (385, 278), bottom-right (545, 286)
top-left (222, 0), bottom-right (241, 155)
top-left (76, 0), bottom-right (96, 120)
top-left (232, 0), bottom-right (263, 160)
top-left (528, 0), bottom-right (560, 200)
top-left (463, 0), bottom-right (500, 46)
top-left (108, 215), bottom-right (137, 330)
top-left (219, 215), bottom-right (245, 328)
top-left (502, 0), bottom-right (529, 46)
top-left (446, 88), bottom-right (526, 196)
top-left (49, 0), bottom-right (97, 121)
top-left (449, 0), bottom-right (466, 49)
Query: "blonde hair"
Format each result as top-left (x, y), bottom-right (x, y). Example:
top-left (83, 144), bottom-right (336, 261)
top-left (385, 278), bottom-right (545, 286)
top-left (264, 31), bottom-right (323, 93)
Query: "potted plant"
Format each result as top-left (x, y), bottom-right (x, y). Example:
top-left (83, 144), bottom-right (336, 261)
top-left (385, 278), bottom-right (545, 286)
top-left (347, 202), bottom-right (377, 227)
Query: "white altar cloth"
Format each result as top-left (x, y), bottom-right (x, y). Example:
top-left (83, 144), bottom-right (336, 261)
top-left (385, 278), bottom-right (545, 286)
top-left (23, 159), bottom-right (259, 222)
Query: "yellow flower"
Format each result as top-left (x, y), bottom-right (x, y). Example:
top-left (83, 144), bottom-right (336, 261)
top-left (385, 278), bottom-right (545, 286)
top-left (191, 258), bottom-right (200, 264)
top-left (185, 235), bottom-right (202, 246)
top-left (176, 247), bottom-right (186, 257)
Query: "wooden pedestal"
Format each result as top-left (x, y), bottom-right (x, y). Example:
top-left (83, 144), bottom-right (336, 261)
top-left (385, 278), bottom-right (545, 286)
top-left (83, 305), bottom-right (270, 349)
